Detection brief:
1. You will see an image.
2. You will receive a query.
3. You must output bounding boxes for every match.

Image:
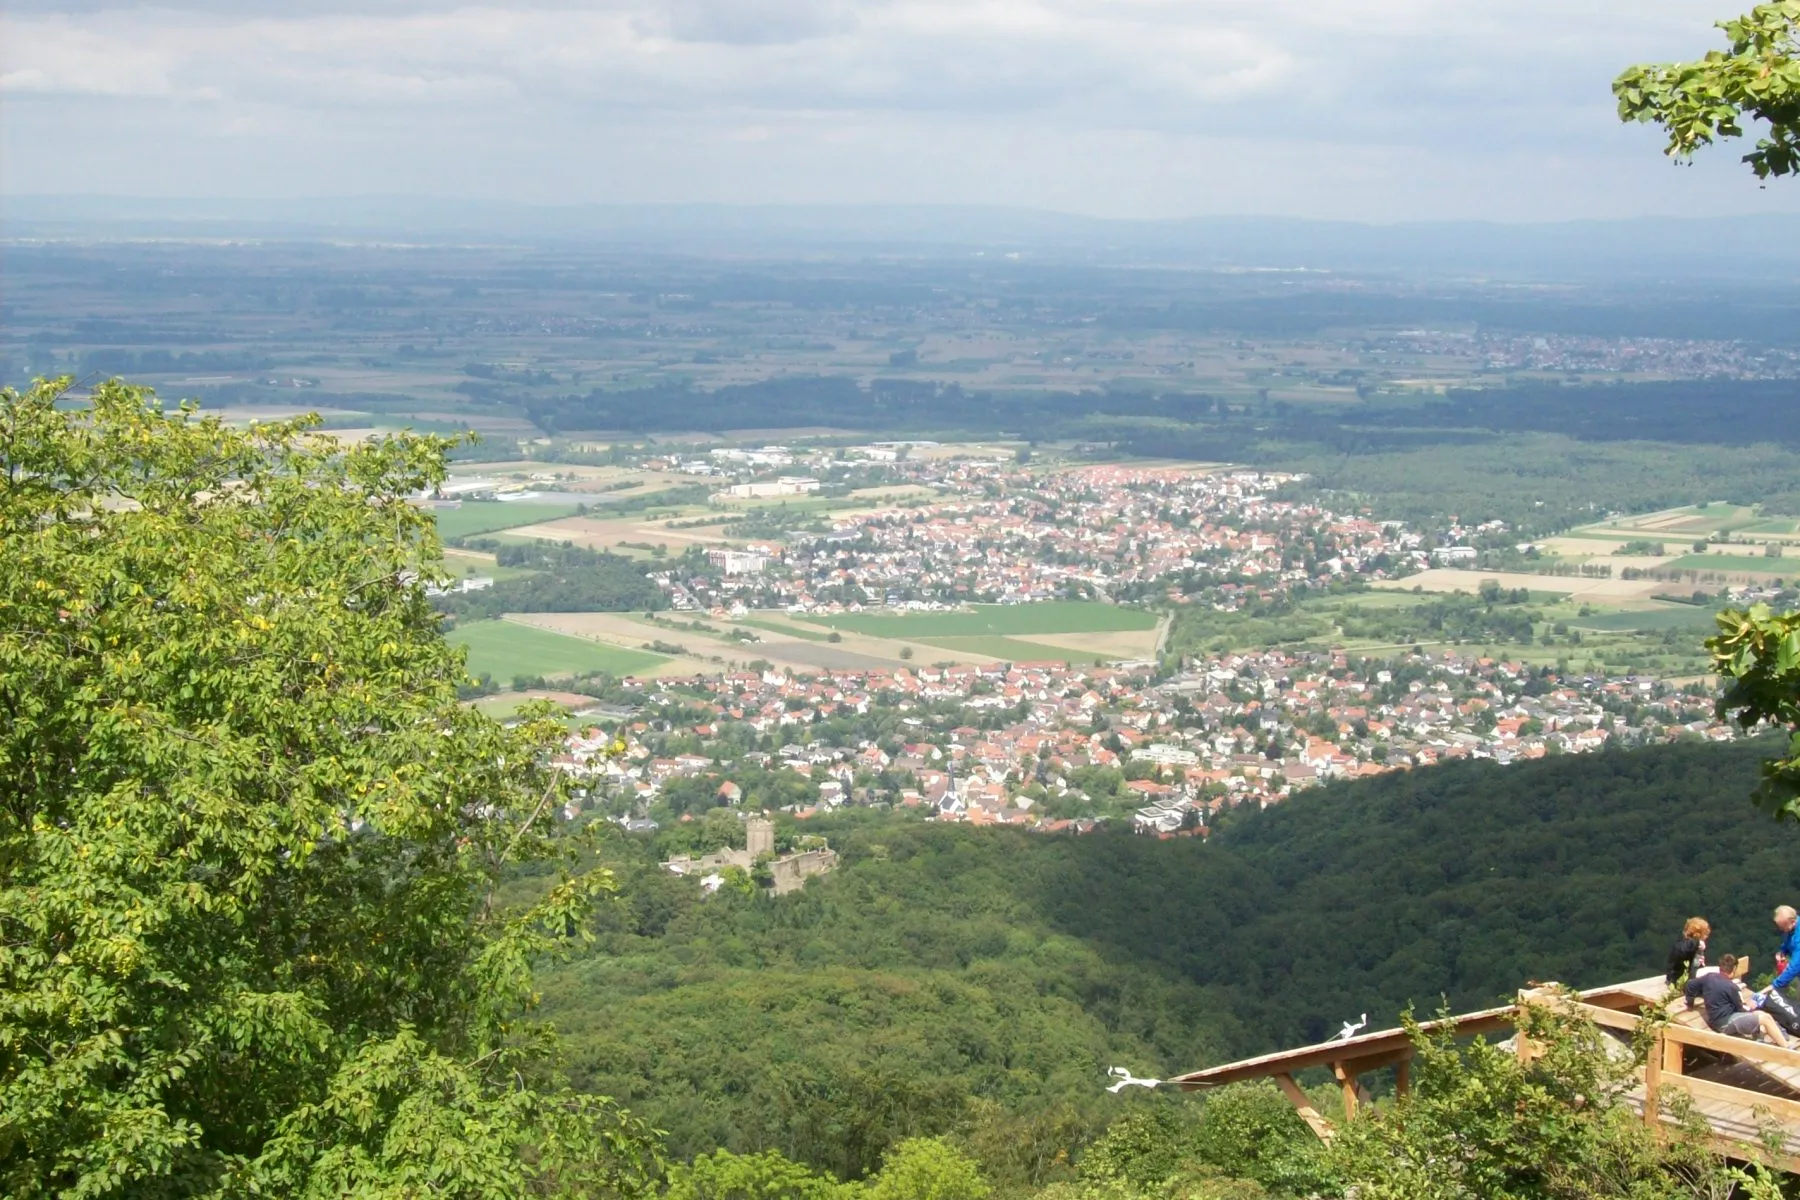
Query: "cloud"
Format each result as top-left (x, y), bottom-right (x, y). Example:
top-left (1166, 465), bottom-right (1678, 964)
top-left (1, 2), bottom-right (1303, 118)
top-left (1, 0), bottom-right (1793, 219)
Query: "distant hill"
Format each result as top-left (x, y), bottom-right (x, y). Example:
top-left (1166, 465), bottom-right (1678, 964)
top-left (544, 737), bottom-right (1796, 1176)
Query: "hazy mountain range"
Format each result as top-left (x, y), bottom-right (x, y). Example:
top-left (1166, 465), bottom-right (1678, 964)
top-left (6, 195), bottom-right (1798, 279)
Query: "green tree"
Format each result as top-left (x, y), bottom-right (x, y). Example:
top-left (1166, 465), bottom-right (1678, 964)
top-left (1707, 602), bottom-right (1800, 814)
top-left (0, 380), bottom-right (658, 1197)
top-left (1323, 1002), bottom-right (1729, 1199)
top-left (667, 1149), bottom-right (849, 1200)
top-left (1615, 1), bottom-right (1800, 179)
top-left (1187, 1086), bottom-right (1326, 1196)
top-left (866, 1139), bottom-right (988, 1200)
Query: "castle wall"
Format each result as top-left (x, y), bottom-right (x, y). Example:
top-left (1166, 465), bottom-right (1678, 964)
top-left (768, 848), bottom-right (839, 896)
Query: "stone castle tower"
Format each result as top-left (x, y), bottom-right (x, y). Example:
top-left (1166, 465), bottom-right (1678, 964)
top-left (746, 817), bottom-right (775, 858)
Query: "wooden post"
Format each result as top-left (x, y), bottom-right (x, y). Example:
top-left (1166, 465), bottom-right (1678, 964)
top-left (1273, 1072), bottom-right (1335, 1143)
top-left (1514, 996), bottom-right (1536, 1065)
top-left (1661, 1033), bottom-right (1683, 1077)
top-left (1332, 1063), bottom-right (1359, 1121)
top-left (1394, 1058), bottom-right (1411, 1097)
top-left (1642, 1029), bottom-right (1663, 1128)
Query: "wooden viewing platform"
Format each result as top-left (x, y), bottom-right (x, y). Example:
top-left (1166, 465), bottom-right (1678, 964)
top-left (1169, 976), bottom-right (1800, 1169)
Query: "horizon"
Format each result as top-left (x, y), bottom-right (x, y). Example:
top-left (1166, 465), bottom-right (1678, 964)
top-left (8, 195), bottom-right (1800, 227)
top-left (10, 195), bottom-right (1800, 278)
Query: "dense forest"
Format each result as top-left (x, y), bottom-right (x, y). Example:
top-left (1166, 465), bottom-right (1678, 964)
top-left (544, 738), bottom-right (1800, 1181)
top-left (517, 375), bottom-right (1800, 452)
top-left (434, 542), bottom-right (666, 618)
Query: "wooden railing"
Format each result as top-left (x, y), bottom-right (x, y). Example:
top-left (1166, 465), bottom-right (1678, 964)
top-left (1241, 984), bottom-right (1800, 1163)
top-left (1553, 994), bottom-right (1800, 1156)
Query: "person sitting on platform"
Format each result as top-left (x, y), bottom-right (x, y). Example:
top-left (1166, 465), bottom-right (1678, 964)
top-left (1772, 905), bottom-right (1800, 995)
top-left (1665, 915), bottom-right (1710, 984)
top-left (1687, 955), bottom-right (1795, 1049)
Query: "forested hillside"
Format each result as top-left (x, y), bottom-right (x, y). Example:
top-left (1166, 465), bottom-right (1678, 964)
top-left (546, 738), bottom-right (1800, 1178)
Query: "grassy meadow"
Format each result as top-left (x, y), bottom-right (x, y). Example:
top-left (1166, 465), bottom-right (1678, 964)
top-left (431, 501), bottom-right (586, 541)
top-left (449, 619), bottom-right (668, 680)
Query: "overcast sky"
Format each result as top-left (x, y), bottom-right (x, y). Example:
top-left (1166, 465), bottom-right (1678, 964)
top-left (3, 0), bottom-right (1797, 222)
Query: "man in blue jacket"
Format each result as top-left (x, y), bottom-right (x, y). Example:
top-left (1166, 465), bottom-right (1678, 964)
top-left (1775, 906), bottom-right (1800, 994)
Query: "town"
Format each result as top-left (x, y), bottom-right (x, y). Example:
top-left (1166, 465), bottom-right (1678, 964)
top-left (552, 646), bottom-right (1734, 838)
top-left (648, 457), bottom-right (1425, 613)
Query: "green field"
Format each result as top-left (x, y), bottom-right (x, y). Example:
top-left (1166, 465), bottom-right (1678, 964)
top-left (431, 501), bottom-right (584, 540)
top-left (1661, 554), bottom-right (1790, 574)
top-left (801, 602), bottom-right (1155, 639)
top-left (449, 620), bottom-right (667, 679)
top-left (440, 548), bottom-right (540, 582)
top-left (730, 616), bottom-right (832, 642)
top-left (1569, 605), bottom-right (1724, 633)
top-left (918, 635), bottom-right (1109, 665)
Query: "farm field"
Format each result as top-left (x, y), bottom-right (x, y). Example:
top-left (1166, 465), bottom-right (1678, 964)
top-left (730, 616), bottom-right (831, 642)
top-left (510, 610), bottom-right (969, 674)
top-left (1568, 605), bottom-right (1723, 633)
top-left (431, 501), bottom-right (586, 540)
top-left (800, 602), bottom-right (1157, 639)
top-left (503, 512), bottom-right (728, 552)
top-left (1601, 504), bottom-right (1761, 535)
top-left (1373, 569), bottom-right (1668, 601)
top-left (465, 689), bottom-right (599, 720)
top-left (1660, 554), bottom-right (1790, 575)
top-left (847, 484), bottom-right (941, 502)
top-left (915, 635), bottom-right (1111, 665)
top-left (440, 547), bottom-right (540, 582)
top-left (448, 619), bottom-right (669, 680)
top-left (1020, 628), bottom-right (1165, 659)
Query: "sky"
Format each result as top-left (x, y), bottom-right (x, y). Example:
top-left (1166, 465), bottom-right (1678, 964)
top-left (3, 0), bottom-right (1798, 222)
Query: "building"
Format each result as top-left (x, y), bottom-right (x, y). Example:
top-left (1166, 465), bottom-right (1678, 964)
top-left (710, 549), bottom-right (771, 576)
top-left (659, 817), bottom-right (838, 896)
top-left (718, 477), bottom-right (820, 500)
top-left (1134, 743), bottom-right (1200, 768)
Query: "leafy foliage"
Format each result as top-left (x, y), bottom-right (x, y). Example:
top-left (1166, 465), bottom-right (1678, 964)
top-left (662, 1140), bottom-right (988, 1200)
top-left (667, 1149), bottom-right (850, 1200)
top-left (1710, 602), bottom-right (1800, 816)
top-left (1616, 1), bottom-right (1800, 179)
top-left (0, 379), bottom-right (657, 1197)
top-left (1041, 1008), bottom-right (1755, 1199)
top-left (1329, 1003), bottom-right (1660, 1198)
top-left (867, 1138), bottom-right (991, 1200)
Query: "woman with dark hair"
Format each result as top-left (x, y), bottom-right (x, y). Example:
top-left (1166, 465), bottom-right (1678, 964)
top-left (1666, 916), bottom-right (1710, 985)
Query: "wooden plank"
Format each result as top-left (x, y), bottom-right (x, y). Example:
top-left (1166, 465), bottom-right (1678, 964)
top-left (1171, 1005), bottom-right (1516, 1088)
top-left (1331, 1063), bottom-right (1359, 1121)
top-left (1273, 1073), bottom-right (1334, 1143)
top-left (1642, 1032), bottom-right (1663, 1128)
top-left (1173, 980), bottom-right (1665, 1092)
top-left (1665, 1022), bottom-right (1800, 1072)
top-left (1335, 1047), bottom-right (1414, 1077)
top-left (1666, 1073), bottom-right (1800, 1129)
top-left (1662, 1035), bottom-right (1684, 1077)
top-left (1571, 1002), bottom-right (1643, 1033)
